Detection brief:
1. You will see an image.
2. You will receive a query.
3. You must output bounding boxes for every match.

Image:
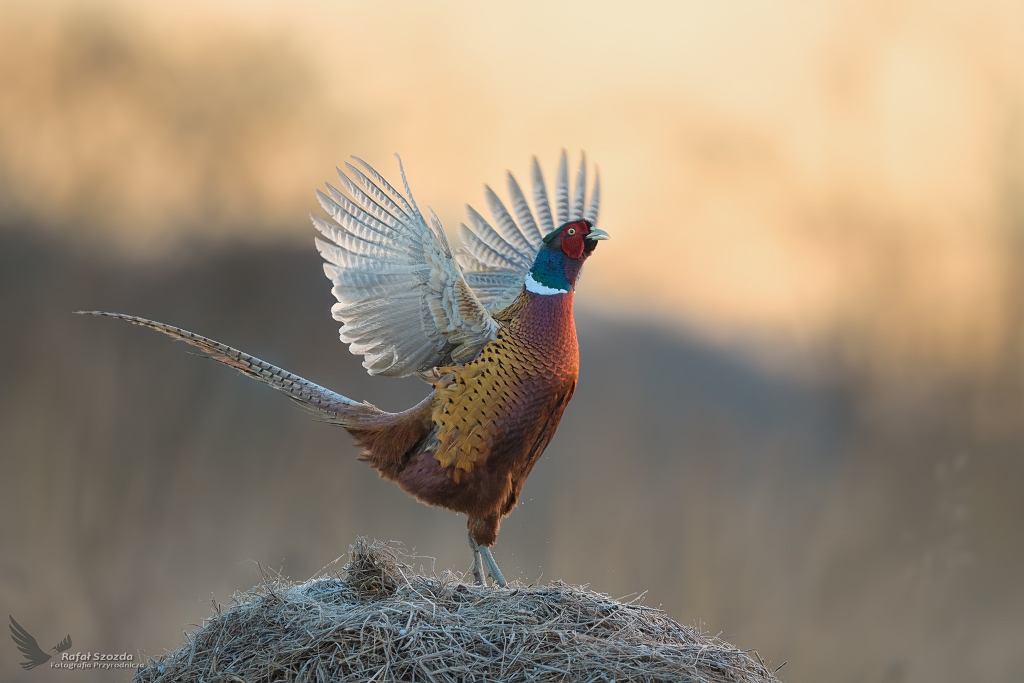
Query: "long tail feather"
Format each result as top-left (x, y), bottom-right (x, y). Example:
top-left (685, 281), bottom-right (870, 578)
top-left (75, 312), bottom-right (382, 424)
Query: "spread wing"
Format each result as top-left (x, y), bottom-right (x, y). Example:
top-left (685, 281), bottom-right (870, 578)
top-left (458, 150), bottom-right (602, 313)
top-left (9, 617), bottom-right (52, 670)
top-left (313, 156), bottom-right (499, 376)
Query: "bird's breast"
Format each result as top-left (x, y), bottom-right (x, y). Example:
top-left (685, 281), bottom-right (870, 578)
top-left (429, 290), bottom-right (578, 481)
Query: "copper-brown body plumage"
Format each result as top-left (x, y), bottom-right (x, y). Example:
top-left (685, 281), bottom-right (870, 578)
top-left (350, 289), bottom-right (578, 548)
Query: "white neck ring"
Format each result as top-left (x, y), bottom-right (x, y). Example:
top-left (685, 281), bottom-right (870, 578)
top-left (525, 272), bottom-right (570, 295)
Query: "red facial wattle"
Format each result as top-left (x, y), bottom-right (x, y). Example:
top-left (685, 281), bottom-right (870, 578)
top-left (560, 222), bottom-right (588, 259)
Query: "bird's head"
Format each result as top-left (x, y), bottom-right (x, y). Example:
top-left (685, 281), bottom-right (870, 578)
top-left (526, 220), bottom-right (609, 294)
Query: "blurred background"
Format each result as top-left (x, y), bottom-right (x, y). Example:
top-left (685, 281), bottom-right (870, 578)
top-left (1, 1), bottom-right (1023, 681)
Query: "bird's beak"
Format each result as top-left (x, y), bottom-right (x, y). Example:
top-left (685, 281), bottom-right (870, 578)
top-left (586, 229), bottom-right (610, 241)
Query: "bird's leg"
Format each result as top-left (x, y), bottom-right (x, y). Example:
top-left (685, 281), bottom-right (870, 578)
top-left (468, 532), bottom-right (484, 585)
top-left (478, 545), bottom-right (507, 588)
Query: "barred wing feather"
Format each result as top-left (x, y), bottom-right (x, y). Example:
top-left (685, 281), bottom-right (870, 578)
top-left (457, 151), bottom-right (601, 313)
top-left (314, 156), bottom-right (498, 377)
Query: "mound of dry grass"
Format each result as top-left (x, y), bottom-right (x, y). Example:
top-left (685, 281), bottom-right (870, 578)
top-left (134, 539), bottom-right (782, 683)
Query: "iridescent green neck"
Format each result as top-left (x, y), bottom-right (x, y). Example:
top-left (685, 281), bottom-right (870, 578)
top-left (527, 249), bottom-right (572, 294)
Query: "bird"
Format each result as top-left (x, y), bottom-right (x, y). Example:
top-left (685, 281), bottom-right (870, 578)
top-left (79, 150), bottom-right (608, 587)
top-left (9, 616), bottom-right (72, 670)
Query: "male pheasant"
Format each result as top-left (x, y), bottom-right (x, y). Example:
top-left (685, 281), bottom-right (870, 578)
top-left (80, 151), bottom-right (608, 586)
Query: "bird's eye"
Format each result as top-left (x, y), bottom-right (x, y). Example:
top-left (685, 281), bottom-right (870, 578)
top-left (566, 228), bottom-right (576, 235)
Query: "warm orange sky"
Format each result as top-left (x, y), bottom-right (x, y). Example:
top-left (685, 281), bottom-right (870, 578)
top-left (2, 0), bottom-right (1023, 368)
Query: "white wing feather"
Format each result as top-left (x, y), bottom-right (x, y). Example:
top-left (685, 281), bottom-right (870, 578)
top-left (531, 157), bottom-right (555, 235)
top-left (458, 151), bottom-right (602, 313)
top-left (572, 152), bottom-right (587, 220)
top-left (314, 156), bottom-right (498, 376)
top-left (506, 172), bottom-right (544, 248)
top-left (555, 150), bottom-right (570, 227)
top-left (586, 168), bottom-right (601, 225)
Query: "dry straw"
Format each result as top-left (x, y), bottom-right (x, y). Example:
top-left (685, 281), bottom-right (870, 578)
top-left (134, 538), bottom-right (781, 683)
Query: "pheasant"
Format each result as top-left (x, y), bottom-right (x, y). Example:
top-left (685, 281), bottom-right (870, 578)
top-left (80, 151), bottom-right (608, 586)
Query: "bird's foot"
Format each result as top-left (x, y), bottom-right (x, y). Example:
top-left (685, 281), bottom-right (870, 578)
top-left (468, 532), bottom-right (485, 585)
top-left (479, 545), bottom-right (507, 587)
top-left (468, 533), bottom-right (506, 587)
top-left (470, 548), bottom-right (484, 586)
